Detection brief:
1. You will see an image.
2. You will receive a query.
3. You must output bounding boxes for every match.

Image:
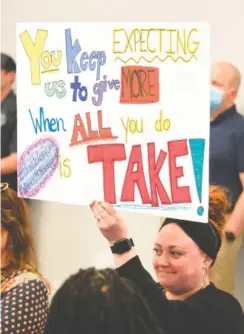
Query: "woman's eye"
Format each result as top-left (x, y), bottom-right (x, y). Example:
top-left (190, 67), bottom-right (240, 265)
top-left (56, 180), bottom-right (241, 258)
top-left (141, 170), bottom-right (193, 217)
top-left (170, 250), bottom-right (183, 257)
top-left (153, 248), bottom-right (162, 256)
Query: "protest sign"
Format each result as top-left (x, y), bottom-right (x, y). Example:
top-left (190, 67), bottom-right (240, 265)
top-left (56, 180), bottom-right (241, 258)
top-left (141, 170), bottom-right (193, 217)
top-left (17, 23), bottom-right (210, 222)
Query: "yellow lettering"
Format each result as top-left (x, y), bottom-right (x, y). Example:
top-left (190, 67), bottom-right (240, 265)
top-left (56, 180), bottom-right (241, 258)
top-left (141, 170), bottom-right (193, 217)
top-left (19, 29), bottom-right (48, 85)
top-left (187, 28), bottom-right (199, 55)
top-left (59, 154), bottom-right (72, 178)
top-left (155, 110), bottom-right (171, 132)
top-left (63, 159), bottom-right (72, 178)
top-left (147, 29), bottom-right (156, 53)
top-left (113, 29), bottom-right (124, 54)
top-left (51, 51), bottom-right (62, 67)
top-left (41, 51), bottom-right (51, 69)
top-left (177, 29), bottom-right (187, 54)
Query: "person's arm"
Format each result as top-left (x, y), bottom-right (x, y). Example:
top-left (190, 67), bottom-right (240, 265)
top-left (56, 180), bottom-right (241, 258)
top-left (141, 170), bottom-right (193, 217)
top-left (90, 201), bottom-right (195, 334)
top-left (1, 279), bottom-right (49, 334)
top-left (225, 182), bottom-right (244, 236)
top-left (1, 125), bottom-right (17, 175)
top-left (225, 130), bottom-right (244, 236)
top-left (1, 153), bottom-right (17, 174)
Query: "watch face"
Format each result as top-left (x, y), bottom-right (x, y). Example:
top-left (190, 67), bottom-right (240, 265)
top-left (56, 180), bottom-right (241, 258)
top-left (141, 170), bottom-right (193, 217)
top-left (115, 241), bottom-right (130, 254)
top-left (111, 239), bottom-right (134, 254)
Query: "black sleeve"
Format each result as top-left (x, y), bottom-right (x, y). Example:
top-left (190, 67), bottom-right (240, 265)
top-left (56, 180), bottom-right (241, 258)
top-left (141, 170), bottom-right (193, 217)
top-left (237, 131), bottom-right (244, 173)
top-left (117, 256), bottom-right (203, 334)
top-left (9, 124), bottom-right (17, 154)
top-left (0, 279), bottom-right (49, 334)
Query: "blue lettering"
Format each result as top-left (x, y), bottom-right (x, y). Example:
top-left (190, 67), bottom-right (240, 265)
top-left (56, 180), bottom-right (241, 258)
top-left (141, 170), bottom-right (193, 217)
top-left (29, 107), bottom-right (67, 134)
top-left (64, 29), bottom-right (106, 81)
top-left (80, 52), bottom-right (88, 71)
top-left (65, 28), bottom-right (81, 73)
top-left (70, 76), bottom-right (88, 102)
top-left (89, 51), bottom-right (97, 72)
top-left (92, 75), bottom-right (121, 107)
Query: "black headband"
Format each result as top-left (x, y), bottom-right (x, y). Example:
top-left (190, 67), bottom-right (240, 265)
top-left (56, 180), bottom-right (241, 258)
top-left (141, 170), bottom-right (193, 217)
top-left (160, 218), bottom-right (222, 261)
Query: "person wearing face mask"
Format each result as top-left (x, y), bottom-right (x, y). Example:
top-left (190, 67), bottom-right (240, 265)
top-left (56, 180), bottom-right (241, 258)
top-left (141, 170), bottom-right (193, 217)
top-left (209, 62), bottom-right (244, 295)
top-left (90, 186), bottom-right (244, 334)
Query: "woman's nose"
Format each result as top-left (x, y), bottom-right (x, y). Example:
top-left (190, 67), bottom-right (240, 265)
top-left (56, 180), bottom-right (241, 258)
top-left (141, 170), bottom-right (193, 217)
top-left (155, 253), bottom-right (170, 267)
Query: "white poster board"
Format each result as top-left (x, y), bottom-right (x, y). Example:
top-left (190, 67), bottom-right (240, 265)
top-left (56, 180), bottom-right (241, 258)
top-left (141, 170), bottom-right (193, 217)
top-left (17, 23), bottom-right (210, 222)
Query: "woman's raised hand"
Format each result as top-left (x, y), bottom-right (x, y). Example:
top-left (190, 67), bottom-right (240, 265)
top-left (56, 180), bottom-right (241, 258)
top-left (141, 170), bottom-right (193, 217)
top-left (90, 201), bottom-right (129, 245)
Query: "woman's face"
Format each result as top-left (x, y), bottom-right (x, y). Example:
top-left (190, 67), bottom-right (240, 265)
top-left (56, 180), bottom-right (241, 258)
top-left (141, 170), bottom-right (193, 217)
top-left (153, 223), bottom-right (210, 294)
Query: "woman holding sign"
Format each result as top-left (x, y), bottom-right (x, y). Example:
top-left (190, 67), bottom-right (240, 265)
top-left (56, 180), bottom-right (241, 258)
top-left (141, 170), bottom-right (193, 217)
top-left (90, 186), bottom-right (244, 334)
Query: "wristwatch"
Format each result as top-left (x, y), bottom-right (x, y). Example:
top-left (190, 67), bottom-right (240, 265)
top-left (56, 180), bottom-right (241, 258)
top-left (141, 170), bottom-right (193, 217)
top-left (225, 231), bottom-right (236, 243)
top-left (110, 238), bottom-right (134, 254)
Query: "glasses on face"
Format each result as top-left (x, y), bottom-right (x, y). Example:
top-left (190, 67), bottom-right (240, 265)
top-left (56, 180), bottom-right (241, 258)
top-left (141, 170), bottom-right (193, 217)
top-left (1, 183), bottom-right (14, 211)
top-left (1, 183), bottom-right (9, 192)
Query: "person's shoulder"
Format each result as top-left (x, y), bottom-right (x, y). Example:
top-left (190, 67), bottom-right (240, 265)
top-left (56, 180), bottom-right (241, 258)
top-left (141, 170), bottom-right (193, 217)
top-left (229, 108), bottom-right (244, 138)
top-left (18, 271), bottom-right (50, 292)
top-left (2, 269), bottom-right (49, 296)
top-left (210, 284), bottom-right (244, 314)
top-left (2, 90), bottom-right (16, 107)
top-left (233, 108), bottom-right (244, 125)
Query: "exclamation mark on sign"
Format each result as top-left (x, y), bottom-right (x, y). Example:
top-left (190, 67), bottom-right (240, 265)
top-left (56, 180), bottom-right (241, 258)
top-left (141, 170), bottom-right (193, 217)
top-left (188, 139), bottom-right (205, 216)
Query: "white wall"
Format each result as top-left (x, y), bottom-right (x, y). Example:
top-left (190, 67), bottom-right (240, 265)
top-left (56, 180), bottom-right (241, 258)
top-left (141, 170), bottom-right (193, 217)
top-left (1, 0), bottom-right (244, 306)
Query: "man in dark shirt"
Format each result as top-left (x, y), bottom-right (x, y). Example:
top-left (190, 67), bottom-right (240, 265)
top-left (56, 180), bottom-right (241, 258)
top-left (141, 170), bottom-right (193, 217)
top-left (209, 61), bottom-right (244, 295)
top-left (1, 53), bottom-right (17, 191)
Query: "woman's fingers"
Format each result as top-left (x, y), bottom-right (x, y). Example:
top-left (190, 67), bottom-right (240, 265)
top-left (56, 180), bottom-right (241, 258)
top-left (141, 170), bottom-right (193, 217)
top-left (100, 201), bottom-right (116, 216)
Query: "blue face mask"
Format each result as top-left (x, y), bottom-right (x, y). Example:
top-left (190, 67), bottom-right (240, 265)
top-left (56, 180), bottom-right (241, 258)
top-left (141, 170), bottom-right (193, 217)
top-left (210, 86), bottom-right (223, 112)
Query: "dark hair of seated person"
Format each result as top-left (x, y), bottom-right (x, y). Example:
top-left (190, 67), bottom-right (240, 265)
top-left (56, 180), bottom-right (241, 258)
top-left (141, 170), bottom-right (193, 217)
top-left (44, 267), bottom-right (164, 334)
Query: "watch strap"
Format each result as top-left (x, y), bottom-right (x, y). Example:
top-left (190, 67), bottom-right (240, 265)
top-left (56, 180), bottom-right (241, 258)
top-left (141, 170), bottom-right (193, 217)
top-left (110, 238), bottom-right (134, 254)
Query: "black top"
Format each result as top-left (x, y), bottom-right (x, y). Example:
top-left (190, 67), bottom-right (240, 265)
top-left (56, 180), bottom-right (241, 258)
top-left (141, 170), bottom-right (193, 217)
top-left (210, 105), bottom-right (244, 208)
top-left (1, 90), bottom-right (17, 191)
top-left (117, 256), bottom-right (244, 334)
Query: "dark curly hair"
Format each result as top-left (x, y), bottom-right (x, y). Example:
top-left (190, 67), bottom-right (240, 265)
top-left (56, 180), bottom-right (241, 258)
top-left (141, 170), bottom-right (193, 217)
top-left (44, 268), bottom-right (164, 334)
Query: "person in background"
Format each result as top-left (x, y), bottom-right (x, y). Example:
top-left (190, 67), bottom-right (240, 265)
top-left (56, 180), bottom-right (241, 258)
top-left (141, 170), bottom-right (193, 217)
top-left (90, 185), bottom-right (244, 334)
top-left (44, 267), bottom-right (164, 334)
top-left (1, 53), bottom-right (17, 192)
top-left (209, 61), bottom-right (244, 294)
top-left (1, 183), bottom-right (50, 334)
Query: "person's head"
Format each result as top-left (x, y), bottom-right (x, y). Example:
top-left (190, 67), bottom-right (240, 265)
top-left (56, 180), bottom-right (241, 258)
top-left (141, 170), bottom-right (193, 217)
top-left (210, 61), bottom-right (241, 113)
top-left (153, 185), bottom-right (230, 296)
top-left (1, 183), bottom-right (38, 275)
top-left (44, 268), bottom-right (164, 334)
top-left (1, 53), bottom-right (16, 94)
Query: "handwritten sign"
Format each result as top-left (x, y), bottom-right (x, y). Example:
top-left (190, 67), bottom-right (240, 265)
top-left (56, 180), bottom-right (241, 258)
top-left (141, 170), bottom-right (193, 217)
top-left (17, 23), bottom-right (210, 222)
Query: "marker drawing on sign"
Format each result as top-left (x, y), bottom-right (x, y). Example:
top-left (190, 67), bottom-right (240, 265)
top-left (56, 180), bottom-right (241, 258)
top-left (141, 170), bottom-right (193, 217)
top-left (17, 23), bottom-right (209, 221)
top-left (18, 137), bottom-right (59, 197)
top-left (45, 80), bottom-right (66, 99)
top-left (70, 110), bottom-right (117, 146)
top-left (120, 66), bottom-right (159, 104)
top-left (188, 138), bottom-right (205, 216)
top-left (65, 28), bottom-right (106, 81)
top-left (29, 107), bottom-right (67, 134)
top-left (87, 140), bottom-right (192, 206)
top-left (19, 30), bottom-right (62, 85)
top-left (112, 28), bottom-right (200, 64)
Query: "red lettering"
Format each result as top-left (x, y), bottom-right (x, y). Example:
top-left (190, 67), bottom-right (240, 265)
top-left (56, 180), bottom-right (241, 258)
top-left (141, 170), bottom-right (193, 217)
top-left (70, 111), bottom-right (117, 147)
top-left (148, 143), bottom-right (171, 206)
top-left (121, 145), bottom-right (151, 204)
top-left (70, 114), bottom-right (88, 146)
top-left (87, 144), bottom-right (126, 203)
top-left (86, 112), bottom-right (99, 139)
top-left (97, 110), bottom-right (113, 138)
top-left (168, 140), bottom-right (191, 203)
top-left (120, 65), bottom-right (159, 104)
